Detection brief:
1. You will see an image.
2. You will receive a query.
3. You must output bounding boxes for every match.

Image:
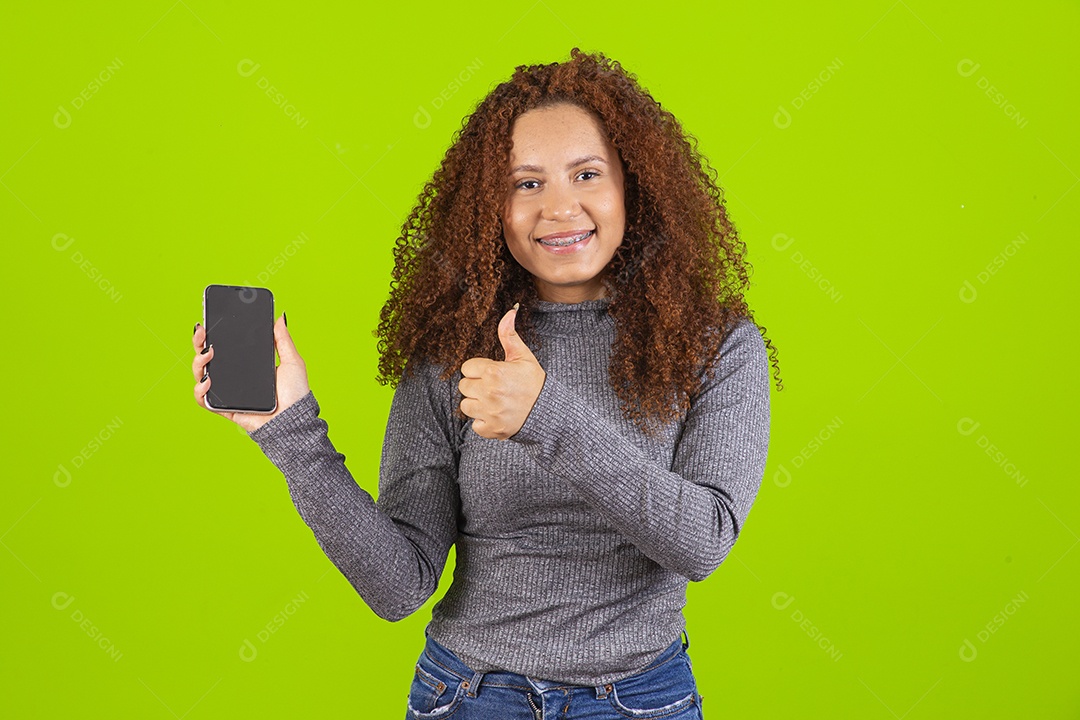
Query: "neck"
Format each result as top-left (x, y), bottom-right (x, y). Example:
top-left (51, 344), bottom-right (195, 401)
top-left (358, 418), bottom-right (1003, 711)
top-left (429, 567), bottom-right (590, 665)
top-left (534, 279), bottom-right (607, 304)
top-left (529, 296), bottom-right (613, 337)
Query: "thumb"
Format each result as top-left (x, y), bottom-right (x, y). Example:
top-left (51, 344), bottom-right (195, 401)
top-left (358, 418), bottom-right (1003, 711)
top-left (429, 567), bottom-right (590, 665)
top-left (273, 314), bottom-right (303, 364)
top-left (498, 303), bottom-right (535, 362)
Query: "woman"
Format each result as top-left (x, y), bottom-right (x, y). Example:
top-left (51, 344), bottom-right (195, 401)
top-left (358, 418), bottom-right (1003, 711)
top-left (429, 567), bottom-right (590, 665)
top-left (192, 48), bottom-right (780, 719)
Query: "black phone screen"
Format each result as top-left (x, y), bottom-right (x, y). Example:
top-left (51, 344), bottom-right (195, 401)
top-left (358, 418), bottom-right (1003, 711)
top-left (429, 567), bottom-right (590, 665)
top-left (202, 284), bottom-right (276, 413)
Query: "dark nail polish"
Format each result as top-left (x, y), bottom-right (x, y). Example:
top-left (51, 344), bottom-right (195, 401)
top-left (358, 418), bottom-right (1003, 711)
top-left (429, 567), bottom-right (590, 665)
top-left (194, 323), bottom-right (199, 335)
top-left (200, 345), bottom-right (210, 355)
top-left (201, 373), bottom-right (208, 383)
top-left (284, 312), bottom-right (288, 327)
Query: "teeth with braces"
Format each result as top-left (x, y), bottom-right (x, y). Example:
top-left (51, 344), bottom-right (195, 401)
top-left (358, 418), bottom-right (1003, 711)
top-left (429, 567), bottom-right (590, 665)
top-left (539, 230), bottom-right (593, 246)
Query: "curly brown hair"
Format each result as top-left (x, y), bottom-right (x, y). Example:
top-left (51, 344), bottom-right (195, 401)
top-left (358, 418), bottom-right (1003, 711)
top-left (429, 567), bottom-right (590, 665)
top-left (374, 47), bottom-right (782, 438)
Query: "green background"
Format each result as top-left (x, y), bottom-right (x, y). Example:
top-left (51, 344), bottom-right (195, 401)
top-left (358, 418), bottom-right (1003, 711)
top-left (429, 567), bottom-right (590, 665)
top-left (3, 1), bottom-right (1077, 717)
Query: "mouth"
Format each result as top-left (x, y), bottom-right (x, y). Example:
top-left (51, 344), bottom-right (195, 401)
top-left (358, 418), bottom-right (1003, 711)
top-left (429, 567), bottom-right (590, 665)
top-left (536, 229), bottom-right (595, 247)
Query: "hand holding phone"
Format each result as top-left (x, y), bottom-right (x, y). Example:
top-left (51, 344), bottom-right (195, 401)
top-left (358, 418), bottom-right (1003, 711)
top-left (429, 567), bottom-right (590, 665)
top-left (192, 285), bottom-right (310, 433)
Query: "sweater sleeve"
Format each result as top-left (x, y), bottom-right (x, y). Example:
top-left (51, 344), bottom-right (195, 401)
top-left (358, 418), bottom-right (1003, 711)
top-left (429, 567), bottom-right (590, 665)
top-left (246, 360), bottom-right (461, 621)
top-left (509, 318), bottom-right (770, 581)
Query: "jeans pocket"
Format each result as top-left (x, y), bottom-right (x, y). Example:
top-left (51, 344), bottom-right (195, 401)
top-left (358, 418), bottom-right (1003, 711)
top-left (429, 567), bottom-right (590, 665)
top-left (608, 688), bottom-right (697, 719)
top-left (406, 653), bottom-right (465, 719)
top-left (606, 651), bottom-right (700, 719)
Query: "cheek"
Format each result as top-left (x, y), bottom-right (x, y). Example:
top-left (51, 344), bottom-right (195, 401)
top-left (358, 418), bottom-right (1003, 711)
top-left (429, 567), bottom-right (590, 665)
top-left (602, 190), bottom-right (626, 227)
top-left (501, 199), bottom-right (522, 234)
top-left (501, 210), bottom-right (533, 260)
top-left (502, 202), bottom-right (530, 240)
top-left (595, 179), bottom-right (623, 213)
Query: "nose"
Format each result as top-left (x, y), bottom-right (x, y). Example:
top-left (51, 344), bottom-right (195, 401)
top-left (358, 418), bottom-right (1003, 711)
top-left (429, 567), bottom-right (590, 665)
top-left (541, 180), bottom-right (581, 221)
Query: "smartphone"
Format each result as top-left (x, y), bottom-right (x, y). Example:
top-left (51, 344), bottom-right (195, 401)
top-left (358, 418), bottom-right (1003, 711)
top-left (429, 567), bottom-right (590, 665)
top-left (202, 284), bottom-right (277, 413)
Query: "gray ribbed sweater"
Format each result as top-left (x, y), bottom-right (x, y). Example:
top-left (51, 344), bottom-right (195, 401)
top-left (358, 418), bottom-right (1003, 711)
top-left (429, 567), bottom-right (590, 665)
top-left (247, 297), bottom-right (770, 685)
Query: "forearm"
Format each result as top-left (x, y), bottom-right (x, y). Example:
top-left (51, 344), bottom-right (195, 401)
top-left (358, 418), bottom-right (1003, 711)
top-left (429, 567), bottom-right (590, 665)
top-left (510, 379), bottom-right (740, 579)
top-left (248, 391), bottom-right (446, 620)
top-left (510, 321), bottom-right (770, 581)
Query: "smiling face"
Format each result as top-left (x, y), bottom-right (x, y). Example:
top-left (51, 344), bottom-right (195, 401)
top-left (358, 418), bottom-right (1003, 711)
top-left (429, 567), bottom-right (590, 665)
top-left (501, 102), bottom-right (626, 304)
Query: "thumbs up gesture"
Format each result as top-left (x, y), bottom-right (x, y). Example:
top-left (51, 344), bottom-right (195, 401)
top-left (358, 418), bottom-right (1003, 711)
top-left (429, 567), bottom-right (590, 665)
top-left (459, 304), bottom-right (546, 440)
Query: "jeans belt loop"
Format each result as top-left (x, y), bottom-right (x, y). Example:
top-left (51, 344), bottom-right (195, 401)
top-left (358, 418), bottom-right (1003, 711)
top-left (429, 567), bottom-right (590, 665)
top-left (465, 669), bottom-right (484, 698)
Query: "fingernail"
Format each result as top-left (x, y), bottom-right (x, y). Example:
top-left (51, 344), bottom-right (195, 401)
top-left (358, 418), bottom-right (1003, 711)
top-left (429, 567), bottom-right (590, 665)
top-left (284, 312), bottom-right (288, 327)
top-left (512, 302), bottom-right (519, 311)
top-left (200, 344), bottom-right (211, 355)
top-left (194, 323), bottom-right (199, 335)
top-left (200, 373), bottom-right (208, 383)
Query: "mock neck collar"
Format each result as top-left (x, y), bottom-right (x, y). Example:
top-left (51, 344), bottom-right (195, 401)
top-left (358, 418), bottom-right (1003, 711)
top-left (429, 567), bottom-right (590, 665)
top-left (527, 297), bottom-right (613, 337)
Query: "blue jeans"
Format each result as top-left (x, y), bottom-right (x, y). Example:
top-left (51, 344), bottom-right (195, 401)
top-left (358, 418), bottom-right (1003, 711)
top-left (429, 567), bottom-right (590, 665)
top-left (405, 632), bottom-right (704, 719)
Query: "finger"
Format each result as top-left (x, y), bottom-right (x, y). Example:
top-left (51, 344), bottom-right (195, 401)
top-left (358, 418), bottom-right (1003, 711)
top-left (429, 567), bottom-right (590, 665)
top-left (196, 375), bottom-right (231, 416)
top-left (457, 376), bottom-right (481, 400)
top-left (193, 372), bottom-right (212, 408)
top-left (192, 343), bottom-right (214, 381)
top-left (498, 304), bottom-right (535, 363)
top-left (459, 396), bottom-right (480, 419)
top-left (272, 314), bottom-right (302, 365)
top-left (192, 323), bottom-right (205, 352)
top-left (460, 357), bottom-right (493, 378)
top-left (469, 417), bottom-right (490, 438)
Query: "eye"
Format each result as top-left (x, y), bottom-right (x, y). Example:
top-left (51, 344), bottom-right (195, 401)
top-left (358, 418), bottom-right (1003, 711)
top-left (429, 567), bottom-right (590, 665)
top-left (577, 170), bottom-right (600, 181)
top-left (515, 179), bottom-right (540, 190)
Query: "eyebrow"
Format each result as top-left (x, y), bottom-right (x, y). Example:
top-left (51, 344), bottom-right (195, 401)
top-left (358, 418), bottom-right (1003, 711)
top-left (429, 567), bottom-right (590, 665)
top-left (510, 154), bottom-right (608, 174)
